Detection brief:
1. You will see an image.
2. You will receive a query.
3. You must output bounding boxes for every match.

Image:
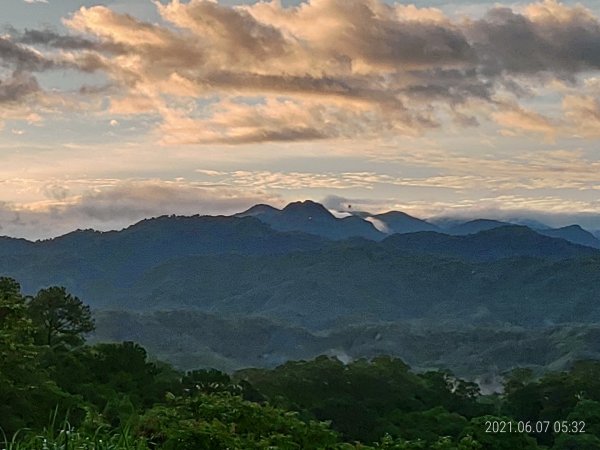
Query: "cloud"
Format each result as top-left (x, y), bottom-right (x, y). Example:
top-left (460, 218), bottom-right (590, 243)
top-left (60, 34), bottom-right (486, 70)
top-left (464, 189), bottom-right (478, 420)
top-left (0, 36), bottom-right (54, 71)
top-left (562, 94), bottom-right (600, 137)
top-left (492, 103), bottom-right (559, 138)
top-left (320, 194), bottom-right (600, 230)
top-left (198, 163), bottom-right (600, 193)
top-left (17, 29), bottom-right (104, 51)
top-left (5, 0), bottom-right (600, 141)
top-left (0, 70), bottom-right (43, 104)
top-left (3, 175), bottom-right (600, 240)
top-left (364, 216), bottom-right (390, 233)
top-left (468, 2), bottom-right (600, 77)
top-left (0, 180), bottom-right (282, 240)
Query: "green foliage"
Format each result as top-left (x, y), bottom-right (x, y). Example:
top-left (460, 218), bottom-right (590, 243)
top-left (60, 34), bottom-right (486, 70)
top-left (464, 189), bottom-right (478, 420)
top-left (459, 417), bottom-right (539, 450)
top-left (29, 286), bottom-right (95, 347)
top-left (552, 433), bottom-right (600, 450)
top-left (4, 276), bottom-right (600, 450)
top-left (0, 278), bottom-right (77, 435)
top-left (138, 392), bottom-right (340, 450)
top-left (0, 277), bottom-right (34, 361)
top-left (236, 356), bottom-right (491, 443)
top-left (3, 423), bottom-right (150, 450)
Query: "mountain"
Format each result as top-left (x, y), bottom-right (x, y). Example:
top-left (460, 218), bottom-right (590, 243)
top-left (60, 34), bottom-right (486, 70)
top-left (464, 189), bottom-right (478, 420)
top-left (90, 310), bottom-right (322, 371)
top-left (35, 215), bottom-right (328, 257)
top-left (93, 247), bottom-right (600, 329)
top-left (382, 225), bottom-right (600, 262)
top-left (90, 310), bottom-right (600, 378)
top-left (1, 211), bottom-right (599, 315)
top-left (3, 203), bottom-right (600, 375)
top-left (371, 211), bottom-right (441, 234)
top-left (505, 218), bottom-right (551, 230)
top-left (0, 214), bottom-right (330, 296)
top-left (237, 204), bottom-right (280, 219)
top-left (0, 236), bottom-right (37, 256)
top-left (437, 218), bottom-right (600, 249)
top-left (237, 200), bottom-right (384, 241)
top-left (447, 219), bottom-right (511, 235)
top-left (537, 225), bottom-right (600, 249)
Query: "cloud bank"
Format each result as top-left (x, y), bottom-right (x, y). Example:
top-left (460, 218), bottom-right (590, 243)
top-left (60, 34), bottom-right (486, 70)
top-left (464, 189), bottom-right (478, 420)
top-left (0, 179), bottom-right (282, 239)
top-left (2, 0), bottom-right (600, 142)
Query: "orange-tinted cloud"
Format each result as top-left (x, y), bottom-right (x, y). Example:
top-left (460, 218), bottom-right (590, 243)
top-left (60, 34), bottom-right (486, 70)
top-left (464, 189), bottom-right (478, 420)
top-left (5, 0), bottom-right (600, 142)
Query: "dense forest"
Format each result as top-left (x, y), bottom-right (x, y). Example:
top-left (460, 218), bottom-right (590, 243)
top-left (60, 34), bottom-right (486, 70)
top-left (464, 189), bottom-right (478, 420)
top-left (2, 277), bottom-right (599, 449)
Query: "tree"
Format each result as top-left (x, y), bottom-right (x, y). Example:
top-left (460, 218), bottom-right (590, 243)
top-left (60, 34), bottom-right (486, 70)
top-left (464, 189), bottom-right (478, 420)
top-left (0, 277), bottom-right (32, 352)
top-left (138, 391), bottom-right (341, 450)
top-left (0, 277), bottom-right (73, 435)
top-left (28, 286), bottom-right (95, 347)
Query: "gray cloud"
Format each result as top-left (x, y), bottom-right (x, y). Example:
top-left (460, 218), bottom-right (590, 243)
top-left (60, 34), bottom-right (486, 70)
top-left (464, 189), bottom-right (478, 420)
top-left (174, 1), bottom-right (291, 62)
top-left (210, 126), bottom-right (330, 145)
top-left (5, 0), bottom-right (600, 141)
top-left (470, 5), bottom-right (600, 78)
top-left (18, 28), bottom-right (99, 50)
top-left (0, 71), bottom-right (40, 104)
top-left (0, 36), bottom-right (54, 71)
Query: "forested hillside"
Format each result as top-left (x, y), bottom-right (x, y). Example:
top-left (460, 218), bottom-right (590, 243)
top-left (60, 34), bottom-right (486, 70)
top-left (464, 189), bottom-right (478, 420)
top-left (0, 214), bottom-right (598, 327)
top-left (2, 277), bottom-right (599, 449)
top-left (1, 205), bottom-right (600, 380)
top-left (90, 310), bottom-right (600, 378)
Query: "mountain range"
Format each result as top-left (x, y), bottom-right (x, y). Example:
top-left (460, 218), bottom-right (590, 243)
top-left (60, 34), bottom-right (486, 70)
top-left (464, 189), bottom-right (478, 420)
top-left (2, 200), bottom-right (600, 373)
top-left (237, 200), bottom-right (600, 248)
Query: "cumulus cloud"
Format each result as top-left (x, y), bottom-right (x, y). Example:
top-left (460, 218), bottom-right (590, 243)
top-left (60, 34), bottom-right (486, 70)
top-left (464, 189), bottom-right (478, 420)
top-left (468, 2), bottom-right (600, 77)
top-left (4, 0), bottom-right (600, 141)
top-left (0, 32), bottom-right (73, 128)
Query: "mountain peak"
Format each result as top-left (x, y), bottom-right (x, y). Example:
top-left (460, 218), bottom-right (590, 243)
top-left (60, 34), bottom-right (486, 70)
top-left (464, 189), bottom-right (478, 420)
top-left (282, 200), bottom-right (334, 218)
top-left (373, 210), bottom-right (440, 234)
top-left (447, 219), bottom-right (510, 235)
top-left (376, 211), bottom-right (413, 219)
top-left (237, 204), bottom-right (280, 218)
top-left (559, 224), bottom-right (584, 231)
top-left (537, 224), bottom-right (600, 249)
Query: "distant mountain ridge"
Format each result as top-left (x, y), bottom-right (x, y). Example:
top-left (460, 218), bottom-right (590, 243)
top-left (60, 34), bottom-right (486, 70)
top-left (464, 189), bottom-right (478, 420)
top-left (0, 205), bottom-right (598, 327)
top-left (237, 200), bottom-right (383, 241)
top-left (3, 200), bottom-right (598, 249)
top-left (236, 201), bottom-right (600, 249)
top-left (537, 225), bottom-right (600, 249)
top-left (446, 219), bottom-right (512, 236)
top-left (431, 217), bottom-right (600, 249)
top-left (370, 211), bottom-right (441, 234)
top-left (382, 225), bottom-right (600, 262)
top-left (235, 201), bottom-right (600, 249)
top-left (2, 200), bottom-right (600, 372)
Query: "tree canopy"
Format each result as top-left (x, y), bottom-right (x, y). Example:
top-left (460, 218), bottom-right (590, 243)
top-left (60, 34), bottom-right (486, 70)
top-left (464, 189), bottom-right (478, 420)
top-left (1, 276), bottom-right (599, 450)
top-left (28, 286), bottom-right (95, 347)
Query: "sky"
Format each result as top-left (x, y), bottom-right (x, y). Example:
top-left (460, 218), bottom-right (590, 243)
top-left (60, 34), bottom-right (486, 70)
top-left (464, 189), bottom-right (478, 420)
top-left (2, 0), bottom-right (600, 239)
